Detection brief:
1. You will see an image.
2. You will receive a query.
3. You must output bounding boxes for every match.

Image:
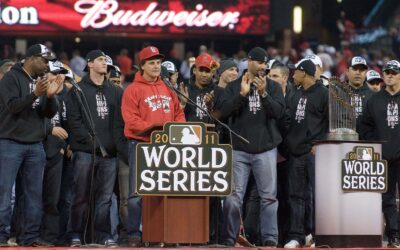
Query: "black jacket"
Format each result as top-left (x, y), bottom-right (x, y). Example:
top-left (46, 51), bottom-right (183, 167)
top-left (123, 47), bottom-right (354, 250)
top-left (44, 87), bottom-right (69, 158)
top-left (66, 75), bottom-right (125, 158)
top-left (360, 89), bottom-right (400, 161)
top-left (220, 74), bottom-right (285, 153)
top-left (349, 83), bottom-right (374, 133)
top-left (184, 82), bottom-right (218, 123)
top-left (284, 81), bottom-right (329, 156)
top-left (0, 63), bottom-right (58, 143)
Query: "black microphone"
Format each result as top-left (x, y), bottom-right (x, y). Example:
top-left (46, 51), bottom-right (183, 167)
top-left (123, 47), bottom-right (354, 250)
top-left (69, 78), bottom-right (83, 92)
top-left (161, 65), bottom-right (175, 89)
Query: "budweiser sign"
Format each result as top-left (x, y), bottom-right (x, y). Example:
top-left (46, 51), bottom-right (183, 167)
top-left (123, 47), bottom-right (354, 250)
top-left (74, 0), bottom-right (240, 29)
top-left (0, 0), bottom-right (270, 35)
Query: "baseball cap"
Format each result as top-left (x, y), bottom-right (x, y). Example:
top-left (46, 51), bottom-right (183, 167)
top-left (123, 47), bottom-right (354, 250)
top-left (105, 55), bottom-right (118, 71)
top-left (48, 60), bottom-right (68, 74)
top-left (266, 59), bottom-right (276, 71)
top-left (109, 66), bottom-right (121, 78)
top-left (65, 69), bottom-right (74, 80)
top-left (216, 59), bottom-right (237, 76)
top-left (295, 59), bottom-right (316, 77)
top-left (83, 49), bottom-right (106, 72)
top-left (348, 56), bottom-right (368, 69)
top-left (0, 59), bottom-right (14, 68)
top-left (366, 70), bottom-right (383, 82)
top-left (138, 46), bottom-right (164, 62)
top-left (26, 44), bottom-right (56, 61)
top-left (248, 47), bottom-right (268, 63)
top-left (195, 53), bottom-right (219, 70)
top-left (305, 54), bottom-right (323, 68)
top-left (383, 60), bottom-right (400, 73)
top-left (161, 61), bottom-right (177, 73)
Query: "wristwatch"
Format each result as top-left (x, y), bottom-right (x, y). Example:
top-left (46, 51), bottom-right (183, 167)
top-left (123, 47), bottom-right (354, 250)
top-left (261, 91), bottom-right (268, 98)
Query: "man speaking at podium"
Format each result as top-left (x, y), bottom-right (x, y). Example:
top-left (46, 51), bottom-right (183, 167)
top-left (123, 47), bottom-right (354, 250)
top-left (121, 46), bottom-right (185, 247)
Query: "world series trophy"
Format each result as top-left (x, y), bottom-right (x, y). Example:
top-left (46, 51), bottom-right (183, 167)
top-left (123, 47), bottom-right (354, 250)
top-left (327, 76), bottom-right (359, 141)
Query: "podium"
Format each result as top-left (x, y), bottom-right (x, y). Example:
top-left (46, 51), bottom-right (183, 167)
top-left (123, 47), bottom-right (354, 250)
top-left (138, 123), bottom-right (222, 245)
top-left (142, 196), bottom-right (209, 244)
top-left (314, 141), bottom-right (383, 248)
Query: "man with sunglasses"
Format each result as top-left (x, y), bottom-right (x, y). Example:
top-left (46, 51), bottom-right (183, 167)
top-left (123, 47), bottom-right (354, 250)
top-left (0, 44), bottom-right (60, 247)
top-left (366, 70), bottom-right (383, 93)
top-left (360, 60), bottom-right (400, 248)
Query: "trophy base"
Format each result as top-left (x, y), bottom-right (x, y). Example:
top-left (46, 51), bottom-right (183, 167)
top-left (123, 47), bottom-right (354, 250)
top-left (327, 131), bottom-right (359, 141)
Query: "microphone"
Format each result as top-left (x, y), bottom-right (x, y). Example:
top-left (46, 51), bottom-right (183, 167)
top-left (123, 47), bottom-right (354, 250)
top-left (161, 65), bottom-right (175, 89)
top-left (69, 78), bottom-right (83, 92)
top-left (162, 77), bottom-right (175, 89)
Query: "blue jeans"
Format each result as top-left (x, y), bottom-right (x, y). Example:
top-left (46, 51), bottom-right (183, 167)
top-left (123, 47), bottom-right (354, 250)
top-left (127, 140), bottom-right (142, 238)
top-left (382, 159), bottom-right (400, 238)
top-left (0, 139), bottom-right (46, 246)
top-left (67, 152), bottom-right (117, 243)
top-left (58, 157), bottom-right (73, 245)
top-left (222, 148), bottom-right (278, 245)
top-left (286, 153), bottom-right (315, 244)
top-left (118, 159), bottom-right (129, 242)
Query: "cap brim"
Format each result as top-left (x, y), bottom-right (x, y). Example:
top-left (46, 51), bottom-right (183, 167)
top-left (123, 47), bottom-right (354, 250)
top-left (196, 64), bottom-right (212, 70)
top-left (50, 68), bottom-right (68, 74)
top-left (350, 64), bottom-right (368, 69)
top-left (383, 67), bottom-right (400, 73)
top-left (143, 54), bottom-right (165, 62)
top-left (367, 77), bottom-right (383, 82)
top-left (42, 53), bottom-right (56, 61)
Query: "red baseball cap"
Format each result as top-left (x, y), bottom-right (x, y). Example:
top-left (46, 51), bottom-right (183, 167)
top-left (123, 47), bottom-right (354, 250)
top-left (138, 46), bottom-right (164, 62)
top-left (195, 53), bottom-right (219, 70)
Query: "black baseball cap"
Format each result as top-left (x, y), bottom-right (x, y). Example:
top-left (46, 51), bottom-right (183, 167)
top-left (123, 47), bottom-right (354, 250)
top-left (383, 60), bottom-right (400, 73)
top-left (295, 59), bottom-right (316, 77)
top-left (26, 44), bottom-right (56, 61)
top-left (83, 49), bottom-right (106, 72)
top-left (248, 47), bottom-right (268, 63)
top-left (348, 56), bottom-right (368, 69)
top-left (0, 59), bottom-right (14, 68)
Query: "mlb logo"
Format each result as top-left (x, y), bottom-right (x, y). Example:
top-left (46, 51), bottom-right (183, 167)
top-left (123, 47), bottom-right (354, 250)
top-left (356, 147), bottom-right (373, 160)
top-left (150, 46), bottom-right (157, 53)
top-left (169, 124), bottom-right (202, 145)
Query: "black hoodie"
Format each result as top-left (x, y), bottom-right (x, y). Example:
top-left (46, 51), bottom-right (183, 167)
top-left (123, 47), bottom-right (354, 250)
top-left (220, 74), bottom-right (285, 153)
top-left (184, 82), bottom-right (219, 123)
top-left (360, 89), bottom-right (400, 161)
top-left (44, 87), bottom-right (69, 158)
top-left (0, 63), bottom-right (58, 143)
top-left (349, 83), bottom-right (373, 132)
top-left (66, 74), bottom-right (124, 157)
top-left (284, 81), bottom-right (329, 156)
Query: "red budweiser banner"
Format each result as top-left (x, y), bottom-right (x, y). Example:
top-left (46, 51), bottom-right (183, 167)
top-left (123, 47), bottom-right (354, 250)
top-left (0, 0), bottom-right (270, 36)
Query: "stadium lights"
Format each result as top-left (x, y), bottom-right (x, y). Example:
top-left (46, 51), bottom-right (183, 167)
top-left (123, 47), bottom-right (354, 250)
top-left (293, 6), bottom-right (302, 34)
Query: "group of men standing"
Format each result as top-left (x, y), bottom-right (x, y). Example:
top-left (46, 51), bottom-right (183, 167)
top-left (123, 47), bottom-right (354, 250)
top-left (0, 42), bottom-right (400, 249)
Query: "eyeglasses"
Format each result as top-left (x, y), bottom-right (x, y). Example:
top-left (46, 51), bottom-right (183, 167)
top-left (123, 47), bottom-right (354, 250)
top-left (384, 70), bottom-right (399, 76)
top-left (368, 80), bottom-right (381, 86)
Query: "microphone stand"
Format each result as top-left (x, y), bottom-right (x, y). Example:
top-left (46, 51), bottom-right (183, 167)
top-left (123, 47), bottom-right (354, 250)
top-left (162, 78), bottom-right (249, 144)
top-left (70, 81), bottom-right (108, 244)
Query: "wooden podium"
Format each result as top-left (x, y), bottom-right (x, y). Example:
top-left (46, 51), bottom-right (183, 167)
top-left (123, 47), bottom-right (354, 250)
top-left (142, 196), bottom-right (209, 244)
top-left (139, 123), bottom-right (216, 245)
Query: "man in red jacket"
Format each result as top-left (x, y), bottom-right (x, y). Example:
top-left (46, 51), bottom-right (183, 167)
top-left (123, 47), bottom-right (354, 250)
top-left (121, 46), bottom-right (185, 247)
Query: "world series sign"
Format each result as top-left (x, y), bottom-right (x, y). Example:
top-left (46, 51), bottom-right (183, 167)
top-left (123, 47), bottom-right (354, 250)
top-left (342, 146), bottom-right (387, 192)
top-left (136, 122), bottom-right (232, 196)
